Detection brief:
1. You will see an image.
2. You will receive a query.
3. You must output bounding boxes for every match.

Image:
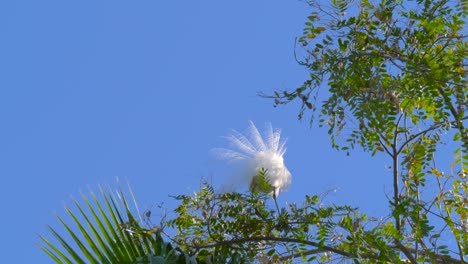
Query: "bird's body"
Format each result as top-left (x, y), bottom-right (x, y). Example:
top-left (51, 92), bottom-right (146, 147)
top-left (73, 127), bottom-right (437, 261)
top-left (213, 121), bottom-right (291, 198)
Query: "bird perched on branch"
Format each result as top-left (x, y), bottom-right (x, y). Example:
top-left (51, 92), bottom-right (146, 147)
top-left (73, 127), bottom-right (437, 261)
top-left (213, 121), bottom-right (292, 200)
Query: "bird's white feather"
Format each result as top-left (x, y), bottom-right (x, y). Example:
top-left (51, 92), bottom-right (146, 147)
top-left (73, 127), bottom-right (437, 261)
top-left (213, 121), bottom-right (291, 197)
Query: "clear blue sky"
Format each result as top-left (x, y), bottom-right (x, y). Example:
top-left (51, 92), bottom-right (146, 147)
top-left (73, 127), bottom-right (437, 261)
top-left (1, 1), bottom-right (390, 262)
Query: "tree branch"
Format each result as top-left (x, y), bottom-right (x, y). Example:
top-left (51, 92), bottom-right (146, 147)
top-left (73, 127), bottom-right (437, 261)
top-left (191, 236), bottom-right (380, 260)
top-left (395, 240), bottom-right (418, 264)
top-left (278, 248), bottom-right (326, 262)
top-left (396, 116), bottom-right (468, 156)
top-left (185, 235), bottom-right (466, 264)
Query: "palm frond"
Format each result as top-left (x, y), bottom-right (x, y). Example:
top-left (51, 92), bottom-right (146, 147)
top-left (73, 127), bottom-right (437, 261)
top-left (38, 182), bottom-right (200, 263)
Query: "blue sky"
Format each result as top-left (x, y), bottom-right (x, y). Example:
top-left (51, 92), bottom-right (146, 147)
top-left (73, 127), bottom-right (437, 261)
top-left (1, 1), bottom-right (391, 262)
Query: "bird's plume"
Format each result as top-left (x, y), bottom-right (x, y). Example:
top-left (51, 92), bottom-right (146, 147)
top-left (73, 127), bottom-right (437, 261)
top-left (213, 121), bottom-right (291, 198)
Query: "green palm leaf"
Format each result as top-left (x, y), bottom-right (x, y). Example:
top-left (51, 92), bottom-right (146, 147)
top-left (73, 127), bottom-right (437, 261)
top-left (38, 182), bottom-right (199, 263)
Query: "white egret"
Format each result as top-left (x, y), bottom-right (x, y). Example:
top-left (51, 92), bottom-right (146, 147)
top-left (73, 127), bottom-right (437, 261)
top-left (213, 121), bottom-right (291, 200)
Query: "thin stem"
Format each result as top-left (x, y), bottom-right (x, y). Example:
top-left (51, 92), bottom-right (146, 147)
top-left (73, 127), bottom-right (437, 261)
top-left (393, 115), bottom-right (402, 232)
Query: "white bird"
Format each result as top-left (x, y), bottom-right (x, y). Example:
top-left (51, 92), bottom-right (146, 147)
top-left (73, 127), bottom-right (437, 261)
top-left (213, 121), bottom-right (292, 199)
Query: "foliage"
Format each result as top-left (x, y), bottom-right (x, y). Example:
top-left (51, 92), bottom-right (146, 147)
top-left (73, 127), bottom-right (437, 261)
top-left (157, 181), bottom-right (465, 263)
top-left (163, 183), bottom-right (392, 263)
top-left (261, 0), bottom-right (468, 262)
top-left (38, 183), bottom-right (200, 264)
